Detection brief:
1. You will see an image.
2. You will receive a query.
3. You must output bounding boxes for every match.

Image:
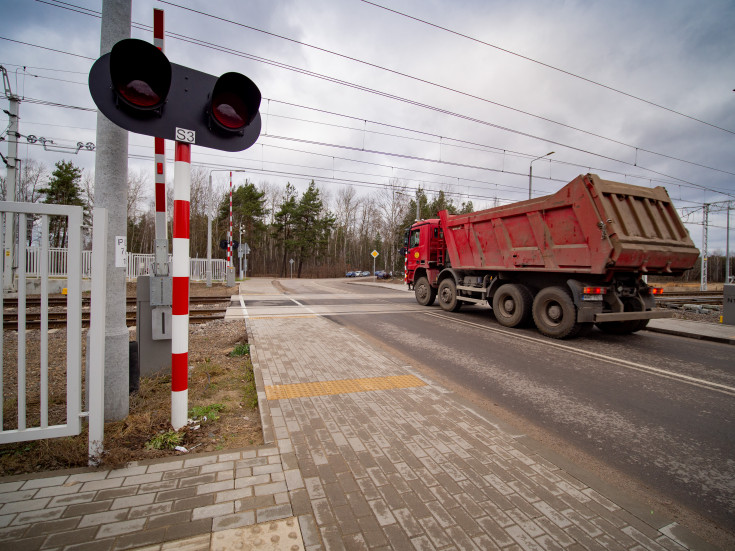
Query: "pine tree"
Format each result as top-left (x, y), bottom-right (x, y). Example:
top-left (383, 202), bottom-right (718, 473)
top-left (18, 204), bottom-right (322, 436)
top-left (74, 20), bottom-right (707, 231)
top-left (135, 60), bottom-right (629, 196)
top-left (273, 183), bottom-right (298, 277)
top-left (39, 161), bottom-right (88, 247)
top-left (292, 182), bottom-right (335, 278)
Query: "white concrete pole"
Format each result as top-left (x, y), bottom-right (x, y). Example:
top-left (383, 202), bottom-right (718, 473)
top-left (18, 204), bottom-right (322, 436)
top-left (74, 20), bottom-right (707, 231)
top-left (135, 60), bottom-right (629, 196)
top-left (94, 0), bottom-right (131, 421)
top-left (3, 90), bottom-right (19, 291)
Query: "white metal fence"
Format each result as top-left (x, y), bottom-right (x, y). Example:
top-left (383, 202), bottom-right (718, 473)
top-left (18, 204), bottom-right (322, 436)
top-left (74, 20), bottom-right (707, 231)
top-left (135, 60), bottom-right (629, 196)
top-left (0, 202), bottom-right (107, 463)
top-left (23, 248), bottom-right (227, 282)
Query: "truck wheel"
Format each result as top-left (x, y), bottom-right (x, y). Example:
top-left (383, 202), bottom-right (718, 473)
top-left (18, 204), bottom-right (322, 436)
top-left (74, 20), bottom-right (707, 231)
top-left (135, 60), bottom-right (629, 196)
top-left (438, 278), bottom-right (462, 312)
top-left (414, 276), bottom-right (436, 306)
top-left (532, 286), bottom-right (580, 339)
top-left (492, 284), bottom-right (532, 328)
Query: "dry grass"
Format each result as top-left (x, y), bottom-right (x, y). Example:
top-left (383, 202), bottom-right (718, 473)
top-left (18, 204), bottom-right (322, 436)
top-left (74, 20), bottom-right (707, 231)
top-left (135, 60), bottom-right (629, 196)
top-left (0, 282), bottom-right (263, 476)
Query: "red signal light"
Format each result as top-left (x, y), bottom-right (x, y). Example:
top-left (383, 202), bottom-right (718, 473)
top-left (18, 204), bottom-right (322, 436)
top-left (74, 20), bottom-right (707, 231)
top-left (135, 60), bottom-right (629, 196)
top-left (209, 72), bottom-right (261, 133)
top-left (650, 287), bottom-right (664, 295)
top-left (110, 39), bottom-right (171, 112)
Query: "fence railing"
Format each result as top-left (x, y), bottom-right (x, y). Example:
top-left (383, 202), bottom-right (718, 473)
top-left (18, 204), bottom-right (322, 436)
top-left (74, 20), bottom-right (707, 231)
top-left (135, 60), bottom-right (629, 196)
top-left (23, 248), bottom-right (227, 282)
top-left (1, 202), bottom-right (107, 463)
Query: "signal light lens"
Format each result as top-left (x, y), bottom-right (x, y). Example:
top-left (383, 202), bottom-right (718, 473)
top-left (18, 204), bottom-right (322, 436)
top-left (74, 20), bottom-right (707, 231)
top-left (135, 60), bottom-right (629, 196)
top-left (110, 39), bottom-right (171, 111)
top-left (119, 80), bottom-right (161, 107)
top-left (582, 287), bottom-right (606, 295)
top-left (210, 72), bottom-right (261, 132)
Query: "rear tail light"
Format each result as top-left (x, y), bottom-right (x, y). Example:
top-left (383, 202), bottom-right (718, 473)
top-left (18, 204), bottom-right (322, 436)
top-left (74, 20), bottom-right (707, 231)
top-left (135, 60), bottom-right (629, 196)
top-left (650, 287), bottom-right (664, 295)
top-left (582, 287), bottom-right (606, 295)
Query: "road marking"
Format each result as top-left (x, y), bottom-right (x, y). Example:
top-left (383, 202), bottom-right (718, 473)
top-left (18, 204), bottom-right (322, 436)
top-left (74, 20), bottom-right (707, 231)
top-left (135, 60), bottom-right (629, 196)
top-left (425, 312), bottom-right (735, 397)
top-left (249, 315), bottom-right (317, 319)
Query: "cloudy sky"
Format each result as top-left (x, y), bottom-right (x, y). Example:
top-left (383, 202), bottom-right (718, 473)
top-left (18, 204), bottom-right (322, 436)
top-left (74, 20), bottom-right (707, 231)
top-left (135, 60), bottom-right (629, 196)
top-left (2, 0), bottom-right (734, 252)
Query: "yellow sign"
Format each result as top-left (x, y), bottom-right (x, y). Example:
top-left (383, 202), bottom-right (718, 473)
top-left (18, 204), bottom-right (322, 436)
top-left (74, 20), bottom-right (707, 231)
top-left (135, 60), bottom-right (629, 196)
top-left (414, 252), bottom-right (420, 258)
top-left (371, 250), bottom-right (379, 258)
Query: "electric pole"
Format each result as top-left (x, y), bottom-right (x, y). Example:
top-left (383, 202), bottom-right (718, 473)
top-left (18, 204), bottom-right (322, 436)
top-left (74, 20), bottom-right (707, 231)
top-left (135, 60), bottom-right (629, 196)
top-left (2, 65), bottom-right (19, 292)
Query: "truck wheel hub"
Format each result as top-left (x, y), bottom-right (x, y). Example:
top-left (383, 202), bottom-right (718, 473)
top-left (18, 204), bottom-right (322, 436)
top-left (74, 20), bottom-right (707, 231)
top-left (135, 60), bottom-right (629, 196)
top-left (503, 298), bottom-right (515, 313)
top-left (547, 304), bottom-right (562, 321)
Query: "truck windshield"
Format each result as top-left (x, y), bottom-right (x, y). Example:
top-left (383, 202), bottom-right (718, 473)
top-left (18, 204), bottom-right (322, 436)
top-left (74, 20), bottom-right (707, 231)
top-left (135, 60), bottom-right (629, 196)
top-left (410, 228), bottom-right (421, 248)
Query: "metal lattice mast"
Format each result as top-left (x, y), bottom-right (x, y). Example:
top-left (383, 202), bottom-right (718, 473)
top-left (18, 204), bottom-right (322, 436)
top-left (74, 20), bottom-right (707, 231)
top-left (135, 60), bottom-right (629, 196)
top-left (701, 203), bottom-right (709, 291)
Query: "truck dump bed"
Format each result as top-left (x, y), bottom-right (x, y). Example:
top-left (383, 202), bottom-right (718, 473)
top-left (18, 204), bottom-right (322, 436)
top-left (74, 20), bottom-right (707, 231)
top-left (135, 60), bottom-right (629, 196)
top-left (439, 174), bottom-right (699, 275)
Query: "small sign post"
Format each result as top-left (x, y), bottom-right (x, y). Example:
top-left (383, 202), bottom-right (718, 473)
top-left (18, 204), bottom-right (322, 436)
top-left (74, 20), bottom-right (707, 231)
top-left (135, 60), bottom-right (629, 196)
top-left (290, 258), bottom-right (295, 279)
top-left (371, 250), bottom-right (379, 279)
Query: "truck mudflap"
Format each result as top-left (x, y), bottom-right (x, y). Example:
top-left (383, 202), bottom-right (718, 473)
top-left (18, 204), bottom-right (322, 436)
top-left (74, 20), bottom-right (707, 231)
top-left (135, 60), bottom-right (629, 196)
top-left (593, 310), bottom-right (672, 322)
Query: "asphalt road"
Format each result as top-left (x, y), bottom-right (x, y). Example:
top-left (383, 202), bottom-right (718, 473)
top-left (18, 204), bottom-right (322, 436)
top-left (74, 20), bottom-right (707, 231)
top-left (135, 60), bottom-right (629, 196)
top-left (250, 278), bottom-right (735, 542)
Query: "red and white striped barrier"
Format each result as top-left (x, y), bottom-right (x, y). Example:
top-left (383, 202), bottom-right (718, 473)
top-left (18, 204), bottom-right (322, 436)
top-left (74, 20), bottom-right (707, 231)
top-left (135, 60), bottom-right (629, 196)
top-left (153, 10), bottom-right (167, 261)
top-left (227, 171), bottom-right (233, 269)
top-left (171, 142), bottom-right (190, 429)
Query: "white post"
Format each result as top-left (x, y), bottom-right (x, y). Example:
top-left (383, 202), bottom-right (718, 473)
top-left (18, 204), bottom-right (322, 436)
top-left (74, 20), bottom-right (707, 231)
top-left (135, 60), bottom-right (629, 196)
top-left (88, 207), bottom-right (108, 463)
top-left (206, 174), bottom-right (212, 287)
top-left (171, 142), bottom-right (190, 430)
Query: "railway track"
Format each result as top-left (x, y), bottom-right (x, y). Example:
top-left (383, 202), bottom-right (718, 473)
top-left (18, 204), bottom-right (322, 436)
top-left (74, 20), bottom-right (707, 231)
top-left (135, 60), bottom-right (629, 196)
top-left (1, 296), bottom-right (228, 308)
top-left (1, 291), bottom-right (723, 330)
top-left (2, 296), bottom-right (230, 330)
top-left (653, 290), bottom-right (723, 308)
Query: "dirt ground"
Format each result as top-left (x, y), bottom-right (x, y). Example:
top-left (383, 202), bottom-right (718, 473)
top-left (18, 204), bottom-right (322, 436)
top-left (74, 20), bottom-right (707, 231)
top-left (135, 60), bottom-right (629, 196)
top-left (0, 281), bottom-right (263, 476)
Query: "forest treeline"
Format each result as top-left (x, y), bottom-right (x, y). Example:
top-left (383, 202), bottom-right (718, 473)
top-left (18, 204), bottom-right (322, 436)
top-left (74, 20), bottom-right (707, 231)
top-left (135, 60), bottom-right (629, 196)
top-left (2, 159), bottom-right (732, 282)
top-left (1, 159), bottom-right (473, 278)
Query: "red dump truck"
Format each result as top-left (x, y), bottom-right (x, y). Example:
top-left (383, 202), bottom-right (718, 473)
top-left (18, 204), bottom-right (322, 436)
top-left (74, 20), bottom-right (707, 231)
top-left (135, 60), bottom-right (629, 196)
top-left (404, 174), bottom-right (699, 338)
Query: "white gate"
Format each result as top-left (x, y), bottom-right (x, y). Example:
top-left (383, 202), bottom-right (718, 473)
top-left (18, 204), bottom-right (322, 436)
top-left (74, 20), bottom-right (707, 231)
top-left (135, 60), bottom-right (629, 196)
top-left (0, 202), bottom-right (107, 462)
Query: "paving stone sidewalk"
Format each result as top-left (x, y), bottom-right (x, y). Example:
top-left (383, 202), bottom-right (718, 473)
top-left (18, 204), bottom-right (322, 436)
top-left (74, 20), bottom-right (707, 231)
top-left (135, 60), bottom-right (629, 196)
top-left (0, 278), bottom-right (717, 550)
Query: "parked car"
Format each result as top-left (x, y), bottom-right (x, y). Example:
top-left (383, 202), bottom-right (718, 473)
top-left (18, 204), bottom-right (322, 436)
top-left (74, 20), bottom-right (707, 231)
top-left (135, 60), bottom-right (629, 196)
top-left (345, 271), bottom-right (356, 277)
top-left (361, 271), bottom-right (370, 277)
top-left (375, 270), bottom-right (389, 279)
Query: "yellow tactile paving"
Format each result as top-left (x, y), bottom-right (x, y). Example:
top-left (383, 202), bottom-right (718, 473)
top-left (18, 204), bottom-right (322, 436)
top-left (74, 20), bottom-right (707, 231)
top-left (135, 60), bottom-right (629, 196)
top-left (265, 374), bottom-right (426, 400)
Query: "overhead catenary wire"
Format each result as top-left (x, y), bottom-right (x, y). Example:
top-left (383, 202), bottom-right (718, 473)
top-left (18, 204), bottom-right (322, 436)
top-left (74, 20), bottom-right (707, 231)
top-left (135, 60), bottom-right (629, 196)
top-left (3, 92), bottom-right (734, 202)
top-left (156, 0), bottom-right (735, 174)
top-left (4, 5), bottom-right (734, 201)
top-left (20, 0), bottom-right (735, 179)
top-left (359, 0), bottom-right (735, 136)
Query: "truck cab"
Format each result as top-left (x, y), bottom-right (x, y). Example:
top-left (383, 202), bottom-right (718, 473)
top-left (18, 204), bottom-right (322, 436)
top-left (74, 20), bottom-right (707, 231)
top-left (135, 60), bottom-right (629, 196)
top-left (404, 219), bottom-right (445, 304)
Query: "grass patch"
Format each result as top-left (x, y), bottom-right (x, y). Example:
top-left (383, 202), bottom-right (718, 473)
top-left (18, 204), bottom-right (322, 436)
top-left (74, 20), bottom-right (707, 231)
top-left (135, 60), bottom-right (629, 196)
top-left (230, 343), bottom-right (250, 357)
top-left (189, 403), bottom-right (226, 422)
top-left (0, 319), bottom-right (263, 475)
top-left (145, 431), bottom-right (183, 450)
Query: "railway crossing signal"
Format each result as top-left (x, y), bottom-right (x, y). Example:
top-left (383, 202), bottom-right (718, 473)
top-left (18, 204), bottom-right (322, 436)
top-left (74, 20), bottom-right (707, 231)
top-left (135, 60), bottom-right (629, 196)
top-left (88, 38), bottom-right (261, 152)
top-left (88, 37), bottom-right (263, 429)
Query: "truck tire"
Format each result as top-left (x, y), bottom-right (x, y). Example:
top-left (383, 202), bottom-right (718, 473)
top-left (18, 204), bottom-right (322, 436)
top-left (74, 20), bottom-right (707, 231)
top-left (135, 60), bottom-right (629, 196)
top-left (438, 278), bottom-right (462, 312)
top-left (492, 284), bottom-right (532, 328)
top-left (414, 276), bottom-right (436, 306)
top-left (532, 286), bottom-right (581, 339)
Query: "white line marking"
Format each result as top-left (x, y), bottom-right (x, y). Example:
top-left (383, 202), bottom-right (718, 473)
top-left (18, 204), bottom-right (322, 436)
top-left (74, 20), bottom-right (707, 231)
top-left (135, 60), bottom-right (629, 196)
top-left (425, 312), bottom-right (735, 397)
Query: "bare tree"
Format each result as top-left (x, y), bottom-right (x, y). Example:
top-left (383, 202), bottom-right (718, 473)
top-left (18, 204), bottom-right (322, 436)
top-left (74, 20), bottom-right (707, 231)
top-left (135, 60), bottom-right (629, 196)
top-left (376, 179), bottom-right (410, 273)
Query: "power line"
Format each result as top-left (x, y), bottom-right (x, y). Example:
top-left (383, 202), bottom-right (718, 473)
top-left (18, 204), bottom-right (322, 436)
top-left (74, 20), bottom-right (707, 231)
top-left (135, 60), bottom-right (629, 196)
top-left (163, 31), bottom-right (735, 186)
top-left (5, 90), bottom-right (734, 202)
top-left (29, 0), bottom-right (735, 178)
top-left (155, 1), bottom-right (735, 178)
top-left (359, 0), bottom-right (735, 136)
top-left (7, 9), bottom-right (734, 197)
top-left (0, 36), bottom-right (95, 61)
